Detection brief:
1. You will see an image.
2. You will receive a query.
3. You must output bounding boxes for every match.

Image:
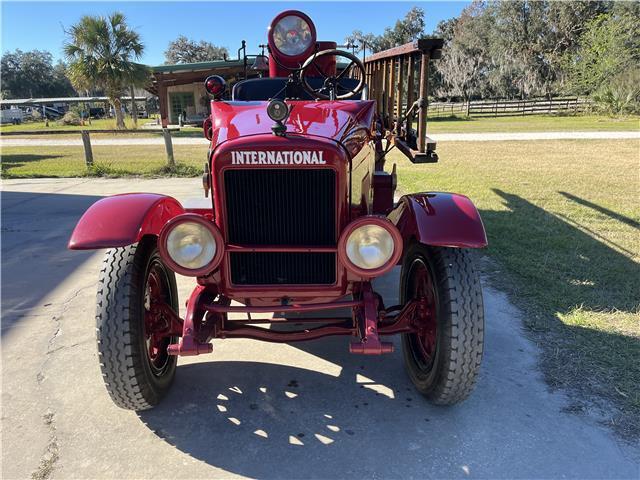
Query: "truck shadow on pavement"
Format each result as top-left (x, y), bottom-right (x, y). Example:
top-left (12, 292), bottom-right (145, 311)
top-left (136, 265), bottom-right (590, 479)
top-left (0, 190), bottom-right (99, 336)
top-left (138, 351), bottom-right (471, 479)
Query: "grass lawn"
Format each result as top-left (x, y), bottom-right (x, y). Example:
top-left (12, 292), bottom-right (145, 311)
top-left (417, 114), bottom-right (639, 134)
top-left (1, 144), bottom-right (207, 178)
top-left (391, 139), bottom-right (639, 438)
top-left (0, 117), bottom-right (149, 133)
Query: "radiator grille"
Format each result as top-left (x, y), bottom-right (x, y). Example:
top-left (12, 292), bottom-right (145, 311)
top-left (229, 252), bottom-right (336, 285)
top-left (224, 168), bottom-right (337, 285)
top-left (224, 169), bottom-right (335, 246)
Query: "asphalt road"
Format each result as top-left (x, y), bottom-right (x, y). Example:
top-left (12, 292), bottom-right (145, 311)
top-left (2, 130), bottom-right (639, 147)
top-left (2, 178), bottom-right (638, 479)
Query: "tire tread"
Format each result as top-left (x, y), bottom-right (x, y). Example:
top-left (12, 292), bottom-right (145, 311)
top-left (96, 240), bottom-right (175, 410)
top-left (402, 245), bottom-right (484, 405)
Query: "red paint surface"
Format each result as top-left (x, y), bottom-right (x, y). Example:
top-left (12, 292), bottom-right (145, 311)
top-left (206, 299), bottom-right (362, 314)
top-left (177, 281), bottom-right (422, 352)
top-left (167, 285), bottom-right (214, 356)
top-left (387, 193), bottom-right (488, 250)
top-left (208, 100), bottom-right (375, 149)
top-left (68, 193), bottom-right (184, 250)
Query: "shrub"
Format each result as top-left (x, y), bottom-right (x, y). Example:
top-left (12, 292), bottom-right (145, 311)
top-left (57, 110), bottom-right (82, 126)
top-left (592, 70), bottom-right (640, 115)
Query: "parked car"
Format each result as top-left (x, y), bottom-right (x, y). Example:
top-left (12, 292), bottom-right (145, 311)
top-left (185, 112), bottom-right (207, 125)
top-left (0, 107), bottom-right (24, 124)
top-left (89, 107), bottom-right (106, 118)
top-left (69, 10), bottom-right (486, 411)
top-left (40, 106), bottom-right (64, 120)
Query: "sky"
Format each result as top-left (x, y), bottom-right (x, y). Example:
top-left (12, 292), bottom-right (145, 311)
top-left (1, 1), bottom-right (469, 66)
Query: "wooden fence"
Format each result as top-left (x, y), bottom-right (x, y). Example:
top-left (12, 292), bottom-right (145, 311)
top-left (428, 97), bottom-right (592, 118)
top-left (1, 128), bottom-right (179, 169)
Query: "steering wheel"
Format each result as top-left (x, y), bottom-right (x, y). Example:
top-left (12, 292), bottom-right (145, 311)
top-left (300, 49), bottom-right (366, 100)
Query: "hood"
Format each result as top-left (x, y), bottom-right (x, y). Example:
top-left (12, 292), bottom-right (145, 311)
top-left (209, 100), bottom-right (375, 148)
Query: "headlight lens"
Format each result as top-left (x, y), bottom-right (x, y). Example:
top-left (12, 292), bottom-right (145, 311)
top-left (345, 224), bottom-right (395, 270)
top-left (272, 15), bottom-right (313, 56)
top-left (267, 99), bottom-right (289, 122)
top-left (166, 221), bottom-right (216, 270)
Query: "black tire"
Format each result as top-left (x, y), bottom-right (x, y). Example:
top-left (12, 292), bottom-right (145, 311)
top-left (401, 243), bottom-right (484, 405)
top-left (96, 237), bottom-right (179, 410)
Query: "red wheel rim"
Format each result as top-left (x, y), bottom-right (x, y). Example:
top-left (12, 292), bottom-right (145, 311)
top-left (408, 258), bottom-right (438, 368)
top-left (143, 261), bottom-right (174, 375)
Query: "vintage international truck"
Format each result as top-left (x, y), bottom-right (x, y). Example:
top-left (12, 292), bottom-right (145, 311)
top-left (69, 10), bottom-right (487, 411)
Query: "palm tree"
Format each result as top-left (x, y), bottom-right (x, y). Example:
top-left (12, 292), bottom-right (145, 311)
top-left (64, 12), bottom-right (149, 129)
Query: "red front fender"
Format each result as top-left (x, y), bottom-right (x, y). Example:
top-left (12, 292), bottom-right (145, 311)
top-left (387, 193), bottom-right (487, 249)
top-left (68, 193), bottom-right (185, 250)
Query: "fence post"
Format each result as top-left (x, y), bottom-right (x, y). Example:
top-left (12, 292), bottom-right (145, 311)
top-left (81, 130), bottom-right (93, 168)
top-left (162, 128), bottom-right (175, 168)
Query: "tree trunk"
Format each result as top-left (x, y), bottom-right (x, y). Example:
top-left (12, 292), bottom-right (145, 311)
top-left (112, 97), bottom-right (125, 129)
top-left (130, 86), bottom-right (138, 127)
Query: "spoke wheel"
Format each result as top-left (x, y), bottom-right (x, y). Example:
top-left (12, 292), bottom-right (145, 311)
top-left (405, 258), bottom-right (439, 372)
top-left (143, 261), bottom-right (175, 376)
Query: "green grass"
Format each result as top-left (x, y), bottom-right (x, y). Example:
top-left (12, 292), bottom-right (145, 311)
top-left (1, 144), bottom-right (206, 178)
top-left (391, 139), bottom-right (639, 438)
top-left (422, 114), bottom-right (640, 133)
top-left (0, 117), bottom-right (150, 133)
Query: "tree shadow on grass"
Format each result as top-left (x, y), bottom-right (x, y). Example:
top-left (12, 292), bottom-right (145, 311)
top-left (1, 154), bottom-right (65, 176)
top-left (559, 191), bottom-right (640, 231)
top-left (484, 189), bottom-right (638, 315)
top-left (481, 188), bottom-right (639, 437)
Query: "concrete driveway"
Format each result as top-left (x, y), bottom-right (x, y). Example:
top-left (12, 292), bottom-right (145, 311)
top-left (2, 178), bottom-right (638, 479)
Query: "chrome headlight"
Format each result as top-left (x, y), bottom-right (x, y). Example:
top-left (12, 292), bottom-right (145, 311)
top-left (167, 222), bottom-right (216, 269)
top-left (159, 215), bottom-right (224, 276)
top-left (339, 218), bottom-right (403, 277)
top-left (270, 12), bottom-right (315, 57)
top-left (346, 225), bottom-right (395, 269)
